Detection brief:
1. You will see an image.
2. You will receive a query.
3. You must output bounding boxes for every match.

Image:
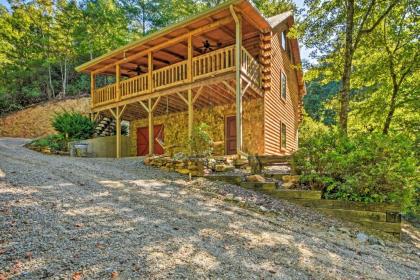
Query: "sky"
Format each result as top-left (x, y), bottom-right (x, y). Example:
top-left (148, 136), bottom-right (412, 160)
top-left (0, 0), bottom-right (311, 61)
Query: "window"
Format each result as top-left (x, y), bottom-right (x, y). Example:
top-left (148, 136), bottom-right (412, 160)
top-left (281, 72), bottom-right (287, 99)
top-left (281, 31), bottom-right (287, 50)
top-left (281, 123), bottom-right (287, 149)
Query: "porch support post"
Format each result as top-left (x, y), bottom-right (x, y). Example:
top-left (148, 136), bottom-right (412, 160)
top-left (230, 5), bottom-right (243, 156)
top-left (90, 72), bottom-right (95, 107)
top-left (116, 106), bottom-right (121, 159)
top-left (188, 89), bottom-right (193, 154)
top-left (148, 52), bottom-right (153, 93)
top-left (148, 98), bottom-right (154, 155)
top-left (116, 64), bottom-right (121, 101)
top-left (187, 35), bottom-right (193, 82)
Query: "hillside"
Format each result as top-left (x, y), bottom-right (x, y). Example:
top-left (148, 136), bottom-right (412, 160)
top-left (0, 97), bottom-right (90, 138)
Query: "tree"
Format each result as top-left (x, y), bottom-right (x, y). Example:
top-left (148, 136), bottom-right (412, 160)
top-left (303, 0), bottom-right (399, 134)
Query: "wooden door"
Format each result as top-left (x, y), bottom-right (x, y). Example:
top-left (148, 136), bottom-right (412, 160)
top-left (136, 125), bottom-right (164, 156)
top-left (225, 116), bottom-right (236, 155)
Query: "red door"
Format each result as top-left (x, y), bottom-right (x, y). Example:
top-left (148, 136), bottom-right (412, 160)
top-left (136, 125), bottom-right (164, 156)
top-left (225, 116), bottom-right (236, 155)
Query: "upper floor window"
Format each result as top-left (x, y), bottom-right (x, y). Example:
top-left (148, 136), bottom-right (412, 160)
top-left (281, 31), bottom-right (287, 50)
top-left (281, 71), bottom-right (287, 100)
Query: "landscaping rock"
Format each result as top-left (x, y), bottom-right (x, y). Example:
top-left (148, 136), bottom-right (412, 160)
top-left (282, 175), bottom-right (300, 184)
top-left (246, 174), bottom-right (265, 183)
top-left (356, 232), bottom-right (369, 243)
top-left (281, 182), bottom-right (294, 189)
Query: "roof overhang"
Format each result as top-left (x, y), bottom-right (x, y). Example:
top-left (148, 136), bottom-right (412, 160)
top-left (75, 0), bottom-right (271, 74)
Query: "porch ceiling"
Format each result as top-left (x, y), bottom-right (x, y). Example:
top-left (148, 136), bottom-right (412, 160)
top-left (76, 0), bottom-right (271, 76)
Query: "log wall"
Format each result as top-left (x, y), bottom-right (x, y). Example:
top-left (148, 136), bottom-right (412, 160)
top-left (264, 24), bottom-right (300, 154)
top-left (129, 98), bottom-right (264, 156)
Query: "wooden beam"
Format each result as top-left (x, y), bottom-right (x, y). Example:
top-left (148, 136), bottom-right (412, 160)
top-left (90, 73), bottom-right (96, 107)
top-left (188, 35), bottom-right (193, 82)
top-left (151, 96), bottom-right (161, 112)
top-left (187, 88), bottom-right (193, 155)
top-left (148, 52), bottom-right (153, 93)
top-left (177, 92), bottom-right (188, 104)
top-left (139, 100), bottom-right (149, 112)
top-left (192, 86), bottom-right (203, 104)
top-left (116, 106), bottom-right (121, 158)
top-left (92, 17), bottom-right (233, 74)
top-left (160, 49), bottom-right (185, 60)
top-left (148, 98), bottom-right (154, 155)
top-left (109, 108), bottom-right (117, 119)
top-left (119, 104), bottom-right (127, 118)
top-left (116, 64), bottom-right (121, 101)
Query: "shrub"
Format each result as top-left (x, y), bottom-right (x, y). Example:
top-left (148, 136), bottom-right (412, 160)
top-left (293, 130), bottom-right (418, 213)
top-left (30, 134), bottom-right (68, 152)
top-left (52, 111), bottom-right (95, 140)
top-left (188, 122), bottom-right (213, 157)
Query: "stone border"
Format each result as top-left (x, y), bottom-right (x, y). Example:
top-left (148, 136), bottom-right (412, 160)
top-left (205, 174), bottom-right (401, 238)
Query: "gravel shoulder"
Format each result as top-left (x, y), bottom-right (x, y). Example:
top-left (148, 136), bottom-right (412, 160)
top-left (0, 137), bottom-right (419, 279)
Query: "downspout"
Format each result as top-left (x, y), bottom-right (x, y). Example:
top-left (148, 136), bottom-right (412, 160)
top-left (229, 5), bottom-right (244, 158)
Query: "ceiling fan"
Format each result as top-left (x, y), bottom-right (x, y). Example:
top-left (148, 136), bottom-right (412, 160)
top-left (128, 65), bottom-right (145, 75)
top-left (199, 40), bottom-right (222, 53)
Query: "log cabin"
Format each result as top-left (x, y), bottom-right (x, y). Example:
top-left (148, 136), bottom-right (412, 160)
top-left (75, 0), bottom-right (305, 158)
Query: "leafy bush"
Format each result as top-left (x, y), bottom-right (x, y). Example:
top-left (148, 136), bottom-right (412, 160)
top-left (52, 111), bottom-right (95, 140)
top-left (188, 122), bottom-right (213, 157)
top-left (30, 134), bottom-right (68, 152)
top-left (293, 130), bottom-right (418, 213)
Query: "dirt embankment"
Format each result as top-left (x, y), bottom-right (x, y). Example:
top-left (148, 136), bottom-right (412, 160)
top-left (0, 97), bottom-right (90, 138)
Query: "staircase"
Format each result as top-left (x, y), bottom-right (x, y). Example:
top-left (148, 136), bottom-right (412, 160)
top-left (94, 117), bottom-right (116, 137)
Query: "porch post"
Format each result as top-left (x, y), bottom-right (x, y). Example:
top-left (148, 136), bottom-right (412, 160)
top-left (188, 89), bottom-right (193, 154)
top-left (90, 72), bottom-right (95, 106)
top-left (116, 64), bottom-right (121, 101)
top-left (116, 106), bottom-right (121, 158)
top-left (148, 52), bottom-right (153, 93)
top-left (148, 98), bottom-right (154, 155)
top-left (188, 35), bottom-right (193, 82)
top-left (230, 5), bottom-right (243, 156)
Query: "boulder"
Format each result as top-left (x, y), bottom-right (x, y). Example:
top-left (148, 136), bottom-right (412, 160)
top-left (281, 182), bottom-right (295, 189)
top-left (282, 175), bottom-right (300, 184)
top-left (215, 164), bottom-right (235, 172)
top-left (246, 174), bottom-right (265, 183)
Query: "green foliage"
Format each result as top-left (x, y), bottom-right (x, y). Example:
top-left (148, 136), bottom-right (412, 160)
top-left (293, 130), bottom-right (418, 213)
top-left (52, 111), bottom-right (95, 140)
top-left (30, 134), bottom-right (68, 152)
top-left (188, 122), bottom-right (213, 157)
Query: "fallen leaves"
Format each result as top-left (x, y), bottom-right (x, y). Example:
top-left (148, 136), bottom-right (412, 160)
top-left (71, 271), bottom-right (82, 280)
top-left (111, 271), bottom-right (119, 279)
top-left (11, 260), bottom-right (22, 274)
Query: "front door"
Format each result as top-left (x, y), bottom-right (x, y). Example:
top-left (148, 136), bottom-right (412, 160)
top-left (225, 116), bottom-right (236, 155)
top-left (136, 125), bottom-right (164, 156)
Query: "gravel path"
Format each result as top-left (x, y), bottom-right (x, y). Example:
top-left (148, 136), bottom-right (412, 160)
top-left (0, 137), bottom-right (419, 279)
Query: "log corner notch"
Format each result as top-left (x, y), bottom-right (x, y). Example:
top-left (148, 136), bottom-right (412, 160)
top-left (230, 4), bottom-right (244, 158)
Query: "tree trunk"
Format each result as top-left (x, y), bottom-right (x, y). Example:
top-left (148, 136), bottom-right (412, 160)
top-left (48, 63), bottom-right (55, 99)
top-left (339, 0), bottom-right (355, 135)
top-left (383, 79), bottom-right (399, 135)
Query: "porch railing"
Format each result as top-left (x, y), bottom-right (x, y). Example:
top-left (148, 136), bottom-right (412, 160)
top-left (92, 45), bottom-right (261, 107)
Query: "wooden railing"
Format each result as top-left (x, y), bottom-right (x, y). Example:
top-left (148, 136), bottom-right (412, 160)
top-left (92, 45), bottom-right (260, 107)
top-left (94, 84), bottom-right (116, 106)
top-left (153, 61), bottom-right (188, 90)
top-left (120, 73), bottom-right (149, 99)
top-left (193, 45), bottom-right (235, 81)
top-left (241, 47), bottom-right (261, 87)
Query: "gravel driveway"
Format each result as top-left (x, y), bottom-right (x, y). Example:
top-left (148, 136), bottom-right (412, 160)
top-left (0, 137), bottom-right (419, 279)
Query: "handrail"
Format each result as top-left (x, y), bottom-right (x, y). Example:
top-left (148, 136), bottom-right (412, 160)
top-left (153, 60), bottom-right (188, 90)
top-left (241, 47), bottom-right (261, 87)
top-left (92, 45), bottom-right (261, 107)
top-left (120, 73), bottom-right (149, 99)
top-left (193, 45), bottom-right (235, 81)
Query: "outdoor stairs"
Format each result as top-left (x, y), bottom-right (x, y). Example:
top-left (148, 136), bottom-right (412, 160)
top-left (94, 117), bottom-right (116, 137)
